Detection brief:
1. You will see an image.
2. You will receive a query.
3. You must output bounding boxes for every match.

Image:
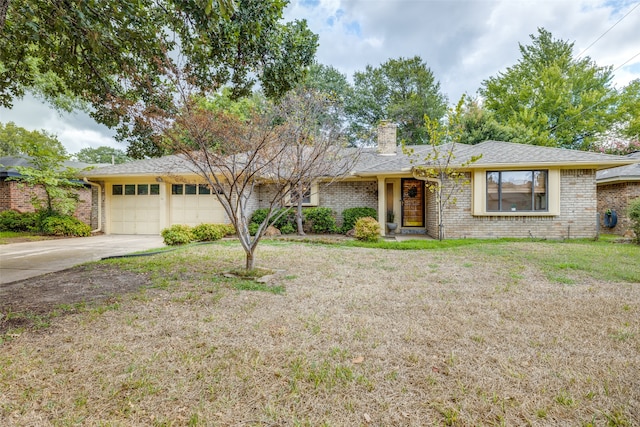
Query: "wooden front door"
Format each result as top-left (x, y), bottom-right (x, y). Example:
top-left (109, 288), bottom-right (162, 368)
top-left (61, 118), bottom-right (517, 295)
top-left (402, 179), bottom-right (424, 227)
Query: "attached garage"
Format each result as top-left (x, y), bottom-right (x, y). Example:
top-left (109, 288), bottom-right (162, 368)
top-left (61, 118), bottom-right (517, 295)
top-left (83, 155), bottom-right (247, 235)
top-left (110, 183), bottom-right (161, 234)
top-left (170, 183), bottom-right (227, 226)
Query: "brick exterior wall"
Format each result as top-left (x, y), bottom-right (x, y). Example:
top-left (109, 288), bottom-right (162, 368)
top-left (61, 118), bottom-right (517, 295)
top-left (257, 180), bottom-right (378, 227)
top-left (0, 180), bottom-right (93, 226)
top-left (597, 181), bottom-right (640, 236)
top-left (319, 181), bottom-right (378, 227)
top-left (377, 122), bottom-right (398, 155)
top-left (439, 169), bottom-right (598, 239)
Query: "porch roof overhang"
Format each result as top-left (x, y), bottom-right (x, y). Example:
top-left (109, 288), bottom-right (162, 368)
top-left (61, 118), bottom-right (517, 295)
top-left (351, 168), bottom-right (412, 178)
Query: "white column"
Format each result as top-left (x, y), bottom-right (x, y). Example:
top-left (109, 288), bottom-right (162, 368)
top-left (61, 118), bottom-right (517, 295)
top-left (377, 176), bottom-right (386, 236)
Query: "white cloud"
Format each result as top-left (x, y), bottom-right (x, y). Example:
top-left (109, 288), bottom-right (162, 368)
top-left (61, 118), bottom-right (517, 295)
top-left (286, 0), bottom-right (640, 102)
top-left (0, 94), bottom-right (119, 155)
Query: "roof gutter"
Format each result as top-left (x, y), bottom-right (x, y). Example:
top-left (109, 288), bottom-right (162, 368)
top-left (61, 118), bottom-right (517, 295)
top-left (83, 178), bottom-right (102, 233)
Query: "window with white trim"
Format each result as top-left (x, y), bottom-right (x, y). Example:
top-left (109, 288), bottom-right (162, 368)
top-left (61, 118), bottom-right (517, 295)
top-left (286, 182), bottom-right (318, 206)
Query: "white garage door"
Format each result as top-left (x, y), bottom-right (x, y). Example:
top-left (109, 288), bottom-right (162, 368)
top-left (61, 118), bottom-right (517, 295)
top-left (170, 184), bottom-right (227, 226)
top-left (110, 184), bottom-right (161, 235)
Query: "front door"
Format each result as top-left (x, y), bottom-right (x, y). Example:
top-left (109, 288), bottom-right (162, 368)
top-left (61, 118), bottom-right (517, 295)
top-left (401, 178), bottom-right (424, 227)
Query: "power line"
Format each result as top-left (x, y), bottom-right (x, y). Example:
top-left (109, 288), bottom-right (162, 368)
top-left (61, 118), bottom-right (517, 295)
top-left (612, 51), bottom-right (640, 73)
top-left (576, 2), bottom-right (640, 59)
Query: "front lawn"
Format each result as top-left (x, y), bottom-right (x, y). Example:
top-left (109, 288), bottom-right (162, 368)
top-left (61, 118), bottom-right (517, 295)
top-left (1, 239), bottom-right (638, 425)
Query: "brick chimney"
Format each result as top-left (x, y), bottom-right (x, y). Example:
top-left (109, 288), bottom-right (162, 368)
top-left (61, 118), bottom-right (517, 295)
top-left (377, 121), bottom-right (397, 155)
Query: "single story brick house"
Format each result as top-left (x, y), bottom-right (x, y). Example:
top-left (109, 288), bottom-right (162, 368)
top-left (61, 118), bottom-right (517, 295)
top-left (0, 156), bottom-right (97, 228)
top-left (596, 151), bottom-right (640, 237)
top-left (83, 124), bottom-right (637, 239)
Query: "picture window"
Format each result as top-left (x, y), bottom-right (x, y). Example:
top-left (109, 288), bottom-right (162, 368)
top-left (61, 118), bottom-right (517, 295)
top-left (486, 170), bottom-right (548, 212)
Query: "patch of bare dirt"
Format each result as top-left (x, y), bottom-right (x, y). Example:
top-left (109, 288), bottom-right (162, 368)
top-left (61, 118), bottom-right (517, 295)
top-left (0, 264), bottom-right (150, 333)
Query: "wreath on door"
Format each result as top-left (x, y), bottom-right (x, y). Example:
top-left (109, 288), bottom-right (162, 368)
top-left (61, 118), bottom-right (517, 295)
top-left (407, 186), bottom-right (418, 198)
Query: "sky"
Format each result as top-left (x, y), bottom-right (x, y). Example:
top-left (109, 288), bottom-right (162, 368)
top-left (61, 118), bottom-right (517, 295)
top-left (1, 0), bottom-right (639, 155)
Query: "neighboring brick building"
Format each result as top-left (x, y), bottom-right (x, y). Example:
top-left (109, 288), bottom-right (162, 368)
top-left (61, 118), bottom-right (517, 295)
top-left (597, 152), bottom-right (640, 237)
top-left (83, 124), bottom-right (637, 238)
top-left (0, 156), bottom-right (97, 228)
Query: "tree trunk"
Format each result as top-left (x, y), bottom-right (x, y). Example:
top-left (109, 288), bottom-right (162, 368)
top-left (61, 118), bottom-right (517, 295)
top-left (296, 200), bottom-right (305, 235)
top-left (245, 250), bottom-right (255, 270)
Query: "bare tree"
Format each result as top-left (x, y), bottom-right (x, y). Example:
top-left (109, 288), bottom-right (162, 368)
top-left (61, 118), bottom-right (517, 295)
top-left (274, 87), bottom-right (358, 235)
top-left (404, 96), bottom-right (482, 240)
top-left (158, 92), bottom-right (357, 269)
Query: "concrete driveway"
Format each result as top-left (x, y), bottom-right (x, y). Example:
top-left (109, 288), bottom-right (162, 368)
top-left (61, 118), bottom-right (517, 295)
top-left (0, 235), bottom-right (165, 284)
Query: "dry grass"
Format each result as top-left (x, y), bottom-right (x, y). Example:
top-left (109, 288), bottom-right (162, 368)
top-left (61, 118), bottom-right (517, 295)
top-left (1, 241), bottom-right (639, 426)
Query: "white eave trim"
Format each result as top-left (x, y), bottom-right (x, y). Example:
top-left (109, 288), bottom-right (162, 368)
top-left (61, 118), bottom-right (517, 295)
top-left (597, 176), bottom-right (640, 184)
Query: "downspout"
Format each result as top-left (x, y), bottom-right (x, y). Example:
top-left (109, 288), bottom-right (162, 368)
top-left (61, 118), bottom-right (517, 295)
top-left (83, 178), bottom-right (102, 233)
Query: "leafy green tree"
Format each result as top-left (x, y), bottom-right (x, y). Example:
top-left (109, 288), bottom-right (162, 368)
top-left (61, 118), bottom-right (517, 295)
top-left (300, 63), bottom-right (354, 144)
top-left (346, 56), bottom-right (447, 145)
top-left (303, 63), bottom-right (352, 104)
top-left (1, 124), bottom-right (80, 215)
top-left (456, 97), bottom-right (520, 145)
top-left (480, 28), bottom-right (618, 150)
top-left (74, 146), bottom-right (131, 164)
top-left (616, 79), bottom-right (640, 140)
top-left (0, 122), bottom-right (66, 157)
top-left (1, 0), bottom-right (318, 157)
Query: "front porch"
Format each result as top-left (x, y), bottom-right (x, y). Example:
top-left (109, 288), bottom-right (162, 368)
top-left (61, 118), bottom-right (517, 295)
top-left (377, 176), bottom-right (434, 238)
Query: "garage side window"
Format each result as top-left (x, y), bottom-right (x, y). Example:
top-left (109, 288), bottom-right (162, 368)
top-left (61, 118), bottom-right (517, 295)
top-left (112, 185), bottom-right (123, 195)
top-left (172, 184), bottom-right (183, 195)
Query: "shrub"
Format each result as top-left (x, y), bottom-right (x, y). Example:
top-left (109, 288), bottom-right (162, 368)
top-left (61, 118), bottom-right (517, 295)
top-left (221, 224), bottom-right (236, 236)
top-left (192, 223), bottom-right (225, 242)
top-left (248, 222), bottom-right (260, 236)
top-left (250, 208), bottom-right (295, 230)
top-left (249, 208), bottom-right (270, 225)
top-left (341, 207), bottom-right (377, 233)
top-left (161, 224), bottom-right (194, 245)
top-left (354, 216), bottom-right (380, 242)
top-left (628, 197), bottom-right (640, 244)
top-left (41, 215), bottom-right (91, 237)
top-left (304, 207), bottom-right (336, 233)
top-left (0, 210), bottom-right (42, 231)
top-left (279, 223), bottom-right (296, 234)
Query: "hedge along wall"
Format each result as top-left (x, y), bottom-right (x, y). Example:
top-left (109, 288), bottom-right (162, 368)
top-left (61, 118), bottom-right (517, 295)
top-left (0, 180), bottom-right (93, 226)
top-left (256, 180), bottom-right (378, 228)
top-left (597, 181), bottom-right (640, 236)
